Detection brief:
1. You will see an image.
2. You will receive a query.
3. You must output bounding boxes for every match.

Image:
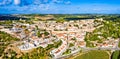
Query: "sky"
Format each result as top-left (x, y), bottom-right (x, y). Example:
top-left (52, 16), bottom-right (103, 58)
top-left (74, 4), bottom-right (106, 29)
top-left (0, 0), bottom-right (120, 14)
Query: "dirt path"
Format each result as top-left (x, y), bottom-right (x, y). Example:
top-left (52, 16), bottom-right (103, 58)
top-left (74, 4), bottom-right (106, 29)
top-left (106, 51), bottom-right (111, 59)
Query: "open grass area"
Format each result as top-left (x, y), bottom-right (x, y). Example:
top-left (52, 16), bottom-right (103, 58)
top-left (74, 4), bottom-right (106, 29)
top-left (74, 50), bottom-right (109, 59)
top-left (111, 50), bottom-right (120, 59)
top-left (118, 41), bottom-right (120, 48)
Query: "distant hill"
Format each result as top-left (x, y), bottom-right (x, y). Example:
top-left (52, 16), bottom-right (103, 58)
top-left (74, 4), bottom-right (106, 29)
top-left (34, 15), bottom-right (55, 20)
top-left (0, 15), bottom-right (28, 21)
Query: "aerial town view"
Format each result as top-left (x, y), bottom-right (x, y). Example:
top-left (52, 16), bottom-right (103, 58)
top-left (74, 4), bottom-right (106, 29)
top-left (0, 0), bottom-right (120, 59)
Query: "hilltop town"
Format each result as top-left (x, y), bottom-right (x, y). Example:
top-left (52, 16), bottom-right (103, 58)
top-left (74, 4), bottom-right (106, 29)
top-left (0, 15), bottom-right (120, 59)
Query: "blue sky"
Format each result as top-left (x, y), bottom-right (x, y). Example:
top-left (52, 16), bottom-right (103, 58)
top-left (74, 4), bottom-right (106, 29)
top-left (0, 0), bottom-right (120, 14)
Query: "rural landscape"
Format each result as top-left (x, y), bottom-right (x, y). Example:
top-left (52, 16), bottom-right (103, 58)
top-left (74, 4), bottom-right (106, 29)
top-left (0, 0), bottom-right (120, 59)
top-left (0, 14), bottom-right (120, 59)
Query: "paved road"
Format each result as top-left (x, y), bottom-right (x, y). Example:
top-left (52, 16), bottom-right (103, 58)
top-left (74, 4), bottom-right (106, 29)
top-left (57, 38), bottom-right (120, 59)
top-left (82, 47), bottom-right (120, 50)
top-left (57, 46), bottom-right (120, 59)
top-left (55, 49), bottom-right (80, 59)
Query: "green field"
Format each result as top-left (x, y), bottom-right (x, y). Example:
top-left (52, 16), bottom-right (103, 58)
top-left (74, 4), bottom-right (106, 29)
top-left (111, 50), bottom-right (120, 59)
top-left (74, 50), bottom-right (109, 59)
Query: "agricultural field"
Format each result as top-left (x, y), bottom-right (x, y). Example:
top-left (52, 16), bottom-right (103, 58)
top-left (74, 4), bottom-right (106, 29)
top-left (74, 50), bottom-right (110, 59)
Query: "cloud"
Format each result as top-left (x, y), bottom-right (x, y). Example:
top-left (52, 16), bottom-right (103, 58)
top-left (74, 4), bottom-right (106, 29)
top-left (0, 0), bottom-right (73, 14)
top-left (0, 0), bottom-right (12, 6)
top-left (52, 0), bottom-right (63, 4)
top-left (64, 1), bottom-right (71, 5)
top-left (0, 0), bottom-right (72, 6)
top-left (14, 0), bottom-right (21, 5)
top-left (43, 0), bottom-right (49, 3)
top-left (34, 0), bottom-right (41, 5)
